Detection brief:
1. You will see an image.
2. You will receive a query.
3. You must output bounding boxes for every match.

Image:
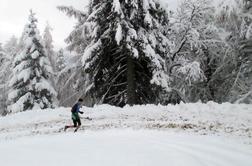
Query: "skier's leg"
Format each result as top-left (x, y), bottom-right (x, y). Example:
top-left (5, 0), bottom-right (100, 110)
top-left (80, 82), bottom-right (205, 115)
top-left (64, 119), bottom-right (77, 131)
top-left (64, 125), bottom-right (75, 131)
top-left (74, 119), bottom-right (81, 132)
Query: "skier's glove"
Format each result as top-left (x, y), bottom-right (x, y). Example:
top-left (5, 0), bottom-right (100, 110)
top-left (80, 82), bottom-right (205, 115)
top-left (79, 111), bottom-right (84, 114)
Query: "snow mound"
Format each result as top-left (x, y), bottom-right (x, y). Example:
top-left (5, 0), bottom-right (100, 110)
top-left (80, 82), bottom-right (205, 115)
top-left (0, 102), bottom-right (251, 144)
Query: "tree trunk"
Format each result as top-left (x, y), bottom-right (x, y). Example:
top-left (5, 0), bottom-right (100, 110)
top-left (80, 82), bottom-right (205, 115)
top-left (204, 48), bottom-right (215, 100)
top-left (127, 55), bottom-right (136, 106)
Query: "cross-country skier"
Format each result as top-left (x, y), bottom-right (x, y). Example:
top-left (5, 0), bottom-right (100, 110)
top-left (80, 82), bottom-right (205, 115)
top-left (64, 98), bottom-right (84, 132)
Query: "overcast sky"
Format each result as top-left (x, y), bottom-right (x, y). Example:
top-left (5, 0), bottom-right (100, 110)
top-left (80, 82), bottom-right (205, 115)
top-left (0, 0), bottom-right (178, 49)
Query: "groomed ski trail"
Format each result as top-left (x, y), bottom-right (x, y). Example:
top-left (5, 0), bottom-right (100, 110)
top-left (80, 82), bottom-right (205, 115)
top-left (0, 130), bottom-right (252, 166)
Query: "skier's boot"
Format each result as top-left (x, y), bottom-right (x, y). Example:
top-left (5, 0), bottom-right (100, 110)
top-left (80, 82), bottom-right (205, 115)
top-left (64, 126), bottom-right (68, 132)
top-left (74, 126), bottom-right (80, 132)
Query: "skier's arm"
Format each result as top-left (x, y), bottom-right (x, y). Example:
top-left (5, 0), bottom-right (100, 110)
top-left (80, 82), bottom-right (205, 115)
top-left (77, 105), bottom-right (84, 114)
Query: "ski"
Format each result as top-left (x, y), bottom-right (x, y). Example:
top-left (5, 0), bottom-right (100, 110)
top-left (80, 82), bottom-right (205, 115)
top-left (83, 117), bottom-right (92, 121)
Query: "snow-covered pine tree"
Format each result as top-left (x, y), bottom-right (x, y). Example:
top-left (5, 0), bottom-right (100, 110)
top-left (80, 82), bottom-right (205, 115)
top-left (1, 36), bottom-right (23, 115)
top-left (7, 11), bottom-right (57, 113)
top-left (56, 48), bottom-right (66, 72)
top-left (60, 0), bottom-right (170, 106)
top-left (57, 6), bottom-right (93, 106)
top-left (57, 6), bottom-right (88, 54)
top-left (4, 36), bottom-right (18, 57)
top-left (43, 22), bottom-right (57, 96)
top-left (43, 22), bottom-right (56, 71)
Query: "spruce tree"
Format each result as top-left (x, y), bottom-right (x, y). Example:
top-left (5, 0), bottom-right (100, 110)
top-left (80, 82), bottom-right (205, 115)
top-left (57, 6), bottom-right (93, 106)
top-left (7, 11), bottom-right (57, 113)
top-left (43, 22), bottom-right (56, 71)
top-left (57, 6), bottom-right (88, 54)
top-left (4, 36), bottom-right (18, 57)
top-left (60, 0), bottom-right (170, 106)
top-left (56, 48), bottom-right (66, 72)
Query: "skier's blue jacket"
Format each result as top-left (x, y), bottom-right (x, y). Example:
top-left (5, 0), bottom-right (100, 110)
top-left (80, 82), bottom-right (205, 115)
top-left (72, 103), bottom-right (81, 113)
top-left (71, 103), bottom-right (81, 120)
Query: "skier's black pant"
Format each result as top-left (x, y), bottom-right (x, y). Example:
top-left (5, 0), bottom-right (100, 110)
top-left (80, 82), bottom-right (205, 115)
top-left (73, 118), bottom-right (81, 127)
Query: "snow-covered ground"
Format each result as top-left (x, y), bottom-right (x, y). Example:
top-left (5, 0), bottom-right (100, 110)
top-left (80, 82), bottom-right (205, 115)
top-left (0, 130), bottom-right (252, 166)
top-left (0, 103), bottom-right (252, 166)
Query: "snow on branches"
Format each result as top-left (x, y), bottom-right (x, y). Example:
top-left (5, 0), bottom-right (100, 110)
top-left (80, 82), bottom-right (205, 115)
top-left (73, 0), bottom-right (171, 105)
top-left (7, 11), bottom-right (57, 113)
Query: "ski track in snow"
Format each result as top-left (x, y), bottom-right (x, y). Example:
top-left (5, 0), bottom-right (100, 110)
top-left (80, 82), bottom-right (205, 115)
top-left (0, 130), bottom-right (252, 166)
top-left (0, 103), bottom-right (252, 165)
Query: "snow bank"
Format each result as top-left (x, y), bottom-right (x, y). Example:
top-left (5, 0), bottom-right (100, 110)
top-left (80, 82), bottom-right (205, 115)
top-left (0, 102), bottom-right (251, 144)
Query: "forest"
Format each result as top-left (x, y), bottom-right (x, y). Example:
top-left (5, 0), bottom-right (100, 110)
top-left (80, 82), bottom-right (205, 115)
top-left (0, 0), bottom-right (251, 115)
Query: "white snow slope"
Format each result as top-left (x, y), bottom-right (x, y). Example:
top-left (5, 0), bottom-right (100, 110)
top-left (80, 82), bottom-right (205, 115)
top-left (0, 102), bottom-right (252, 166)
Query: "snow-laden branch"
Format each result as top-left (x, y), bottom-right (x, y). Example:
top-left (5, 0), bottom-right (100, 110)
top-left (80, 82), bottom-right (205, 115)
top-left (57, 6), bottom-right (86, 20)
